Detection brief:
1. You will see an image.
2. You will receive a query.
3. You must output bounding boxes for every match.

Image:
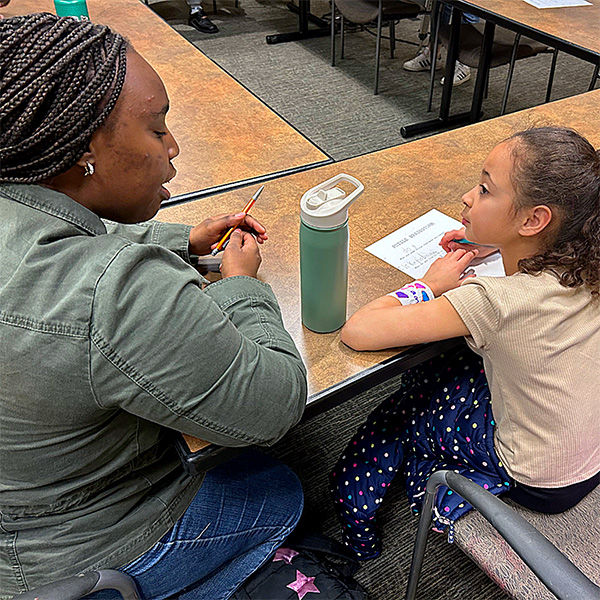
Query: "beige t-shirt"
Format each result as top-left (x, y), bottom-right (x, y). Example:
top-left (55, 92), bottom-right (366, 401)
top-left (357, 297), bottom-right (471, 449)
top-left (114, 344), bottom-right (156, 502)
top-left (444, 271), bottom-right (600, 487)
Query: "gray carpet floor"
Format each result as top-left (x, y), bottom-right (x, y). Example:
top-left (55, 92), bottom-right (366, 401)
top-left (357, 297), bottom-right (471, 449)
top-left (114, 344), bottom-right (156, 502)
top-left (151, 0), bottom-right (597, 161)
top-left (147, 2), bottom-right (596, 597)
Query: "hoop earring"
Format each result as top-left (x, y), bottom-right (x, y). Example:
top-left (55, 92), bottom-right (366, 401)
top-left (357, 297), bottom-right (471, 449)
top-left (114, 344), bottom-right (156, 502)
top-left (84, 161), bottom-right (95, 177)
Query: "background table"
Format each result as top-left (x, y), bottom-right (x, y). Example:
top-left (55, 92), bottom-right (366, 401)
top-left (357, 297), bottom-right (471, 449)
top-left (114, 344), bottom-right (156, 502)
top-left (402, 0), bottom-right (600, 137)
top-left (5, 0), bottom-right (330, 201)
top-left (266, 0), bottom-right (330, 44)
top-left (160, 88), bottom-right (600, 417)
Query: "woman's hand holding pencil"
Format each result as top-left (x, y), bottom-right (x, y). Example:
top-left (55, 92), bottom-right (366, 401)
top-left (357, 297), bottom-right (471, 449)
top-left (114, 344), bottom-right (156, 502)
top-left (188, 187), bottom-right (267, 258)
top-left (220, 230), bottom-right (262, 279)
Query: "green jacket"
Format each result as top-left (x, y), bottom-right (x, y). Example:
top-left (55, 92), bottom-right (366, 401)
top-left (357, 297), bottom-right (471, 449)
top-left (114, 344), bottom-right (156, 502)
top-left (0, 184), bottom-right (307, 595)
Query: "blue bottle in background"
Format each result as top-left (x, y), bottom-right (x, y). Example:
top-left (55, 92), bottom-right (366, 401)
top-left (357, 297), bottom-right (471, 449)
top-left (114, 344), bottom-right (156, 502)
top-left (54, 0), bottom-right (90, 20)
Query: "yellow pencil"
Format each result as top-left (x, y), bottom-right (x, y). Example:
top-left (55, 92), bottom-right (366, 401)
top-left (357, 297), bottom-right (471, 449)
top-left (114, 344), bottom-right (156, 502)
top-left (211, 185), bottom-right (264, 256)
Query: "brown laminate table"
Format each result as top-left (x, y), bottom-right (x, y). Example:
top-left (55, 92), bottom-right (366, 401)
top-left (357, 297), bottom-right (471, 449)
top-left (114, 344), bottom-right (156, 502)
top-left (160, 88), bottom-right (600, 422)
top-left (402, 0), bottom-right (600, 137)
top-left (4, 0), bottom-right (331, 201)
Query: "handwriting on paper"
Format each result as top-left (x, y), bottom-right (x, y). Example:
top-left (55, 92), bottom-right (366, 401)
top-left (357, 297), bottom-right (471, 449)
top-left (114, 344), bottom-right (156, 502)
top-left (366, 209), bottom-right (505, 279)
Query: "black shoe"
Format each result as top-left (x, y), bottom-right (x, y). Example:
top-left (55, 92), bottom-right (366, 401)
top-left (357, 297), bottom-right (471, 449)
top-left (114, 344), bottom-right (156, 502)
top-left (188, 9), bottom-right (219, 34)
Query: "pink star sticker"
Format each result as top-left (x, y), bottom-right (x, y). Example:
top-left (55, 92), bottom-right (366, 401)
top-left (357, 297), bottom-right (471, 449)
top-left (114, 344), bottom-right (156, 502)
top-left (272, 547), bottom-right (299, 565)
top-left (286, 570), bottom-right (320, 599)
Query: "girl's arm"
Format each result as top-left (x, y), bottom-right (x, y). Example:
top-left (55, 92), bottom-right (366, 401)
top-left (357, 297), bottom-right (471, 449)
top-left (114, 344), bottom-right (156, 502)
top-left (341, 248), bottom-right (476, 351)
top-left (341, 296), bottom-right (469, 351)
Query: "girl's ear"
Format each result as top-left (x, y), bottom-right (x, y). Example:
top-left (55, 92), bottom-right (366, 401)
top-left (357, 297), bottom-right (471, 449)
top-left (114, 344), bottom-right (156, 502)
top-left (519, 205), bottom-right (553, 238)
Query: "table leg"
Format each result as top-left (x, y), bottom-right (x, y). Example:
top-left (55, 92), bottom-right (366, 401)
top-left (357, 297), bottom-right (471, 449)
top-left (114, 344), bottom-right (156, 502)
top-left (402, 6), bottom-right (472, 138)
top-left (266, 0), bottom-right (330, 45)
top-left (469, 20), bottom-right (495, 122)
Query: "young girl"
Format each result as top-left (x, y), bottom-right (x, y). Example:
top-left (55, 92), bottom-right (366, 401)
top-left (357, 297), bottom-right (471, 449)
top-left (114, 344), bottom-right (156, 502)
top-left (331, 126), bottom-right (600, 559)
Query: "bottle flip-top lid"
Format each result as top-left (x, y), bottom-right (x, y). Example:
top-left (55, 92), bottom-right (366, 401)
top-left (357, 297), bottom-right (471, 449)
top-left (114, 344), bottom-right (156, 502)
top-left (300, 174), bottom-right (364, 229)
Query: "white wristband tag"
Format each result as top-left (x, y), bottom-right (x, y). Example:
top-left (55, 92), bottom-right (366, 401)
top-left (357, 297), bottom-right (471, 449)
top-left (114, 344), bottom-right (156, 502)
top-left (387, 280), bottom-right (434, 305)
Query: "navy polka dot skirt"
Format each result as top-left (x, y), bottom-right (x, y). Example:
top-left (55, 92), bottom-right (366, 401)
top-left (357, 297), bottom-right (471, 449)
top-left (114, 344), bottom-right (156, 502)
top-left (330, 348), bottom-right (512, 560)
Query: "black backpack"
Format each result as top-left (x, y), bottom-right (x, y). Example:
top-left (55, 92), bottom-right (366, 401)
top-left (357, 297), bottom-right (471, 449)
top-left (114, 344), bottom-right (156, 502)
top-left (232, 532), bottom-right (368, 600)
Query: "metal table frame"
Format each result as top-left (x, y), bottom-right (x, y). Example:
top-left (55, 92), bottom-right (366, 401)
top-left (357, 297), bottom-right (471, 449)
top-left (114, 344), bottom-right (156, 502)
top-left (266, 0), bottom-right (330, 45)
top-left (401, 0), bottom-right (600, 137)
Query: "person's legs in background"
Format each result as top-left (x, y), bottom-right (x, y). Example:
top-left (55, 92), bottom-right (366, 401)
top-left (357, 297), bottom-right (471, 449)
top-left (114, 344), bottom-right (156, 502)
top-left (187, 0), bottom-right (219, 34)
top-left (403, 8), bottom-right (477, 86)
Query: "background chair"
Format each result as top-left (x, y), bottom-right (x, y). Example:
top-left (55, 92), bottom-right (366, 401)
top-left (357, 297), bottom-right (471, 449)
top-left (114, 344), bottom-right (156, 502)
top-left (11, 569), bottom-right (141, 600)
top-left (406, 470), bottom-right (600, 600)
top-left (429, 19), bottom-right (553, 115)
top-left (331, 0), bottom-right (423, 94)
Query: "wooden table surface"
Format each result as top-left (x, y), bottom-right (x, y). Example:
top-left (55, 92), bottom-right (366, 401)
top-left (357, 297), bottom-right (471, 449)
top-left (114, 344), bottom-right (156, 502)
top-left (159, 89), bottom-right (600, 407)
top-left (447, 0), bottom-right (600, 59)
top-left (4, 0), bottom-right (330, 199)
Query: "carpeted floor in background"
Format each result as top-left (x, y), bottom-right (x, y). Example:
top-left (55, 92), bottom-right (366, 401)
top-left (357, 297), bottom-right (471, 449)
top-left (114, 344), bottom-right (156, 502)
top-left (150, 0), bottom-right (597, 161)
top-left (147, 1), bottom-right (597, 597)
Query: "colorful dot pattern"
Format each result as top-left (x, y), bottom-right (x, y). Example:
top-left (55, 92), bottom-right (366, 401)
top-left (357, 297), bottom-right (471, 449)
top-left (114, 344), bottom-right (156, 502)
top-left (330, 349), bottom-right (512, 560)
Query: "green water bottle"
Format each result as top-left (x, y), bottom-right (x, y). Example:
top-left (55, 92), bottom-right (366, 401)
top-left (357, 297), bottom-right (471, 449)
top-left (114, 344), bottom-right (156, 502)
top-left (54, 0), bottom-right (90, 20)
top-left (300, 174), bottom-right (364, 333)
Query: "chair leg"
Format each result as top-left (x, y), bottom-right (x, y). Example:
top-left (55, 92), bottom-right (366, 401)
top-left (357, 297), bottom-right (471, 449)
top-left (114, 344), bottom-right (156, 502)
top-left (405, 474), bottom-right (441, 600)
top-left (428, 0), bottom-right (443, 112)
top-left (331, 1), bottom-right (336, 66)
top-left (375, 0), bottom-right (383, 94)
top-left (500, 33), bottom-right (520, 116)
top-left (545, 49), bottom-right (558, 103)
top-left (213, 0), bottom-right (217, 14)
top-left (390, 20), bottom-right (396, 59)
top-left (588, 62), bottom-right (599, 91)
top-left (484, 69), bottom-right (490, 99)
top-left (340, 14), bottom-right (345, 59)
top-left (419, 0), bottom-right (432, 44)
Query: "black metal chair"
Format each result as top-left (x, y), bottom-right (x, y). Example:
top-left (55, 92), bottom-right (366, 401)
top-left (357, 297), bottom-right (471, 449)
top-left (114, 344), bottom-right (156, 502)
top-left (10, 570), bottom-right (141, 600)
top-left (331, 0), bottom-right (423, 94)
top-left (405, 470), bottom-right (600, 600)
top-left (428, 15), bottom-right (553, 115)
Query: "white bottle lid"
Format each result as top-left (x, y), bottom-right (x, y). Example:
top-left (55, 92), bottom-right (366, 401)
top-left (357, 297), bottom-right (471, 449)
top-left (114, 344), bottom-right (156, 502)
top-left (300, 174), bottom-right (364, 229)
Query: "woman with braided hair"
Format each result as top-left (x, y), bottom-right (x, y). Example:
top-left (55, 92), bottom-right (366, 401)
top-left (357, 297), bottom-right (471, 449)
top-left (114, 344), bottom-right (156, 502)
top-left (0, 14), bottom-right (306, 599)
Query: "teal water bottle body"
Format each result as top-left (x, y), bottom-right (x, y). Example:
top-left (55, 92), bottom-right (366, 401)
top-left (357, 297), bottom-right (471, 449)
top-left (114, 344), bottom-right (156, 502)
top-left (300, 219), bottom-right (349, 333)
top-left (54, 0), bottom-right (90, 19)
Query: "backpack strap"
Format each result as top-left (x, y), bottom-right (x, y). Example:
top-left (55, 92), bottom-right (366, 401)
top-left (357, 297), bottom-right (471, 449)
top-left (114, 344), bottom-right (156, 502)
top-left (285, 531), bottom-right (361, 573)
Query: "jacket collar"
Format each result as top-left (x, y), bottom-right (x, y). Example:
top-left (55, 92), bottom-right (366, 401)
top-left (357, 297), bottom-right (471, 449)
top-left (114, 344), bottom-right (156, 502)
top-left (0, 183), bottom-right (107, 236)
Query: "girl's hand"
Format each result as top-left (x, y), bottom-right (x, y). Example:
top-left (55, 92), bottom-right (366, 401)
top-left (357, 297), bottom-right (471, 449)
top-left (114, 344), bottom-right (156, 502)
top-left (439, 228), bottom-right (467, 252)
top-left (220, 230), bottom-right (262, 279)
top-left (421, 248), bottom-right (478, 296)
top-left (189, 213), bottom-right (267, 257)
top-left (439, 228), bottom-right (499, 260)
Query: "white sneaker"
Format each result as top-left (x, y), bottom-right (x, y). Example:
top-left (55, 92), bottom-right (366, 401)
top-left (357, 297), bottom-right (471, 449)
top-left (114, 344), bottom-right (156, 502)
top-left (403, 46), bottom-right (442, 72)
top-left (440, 61), bottom-right (471, 86)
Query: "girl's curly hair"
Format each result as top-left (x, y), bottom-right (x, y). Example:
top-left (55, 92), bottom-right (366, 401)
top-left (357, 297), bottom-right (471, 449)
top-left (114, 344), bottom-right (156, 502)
top-left (507, 127), bottom-right (600, 296)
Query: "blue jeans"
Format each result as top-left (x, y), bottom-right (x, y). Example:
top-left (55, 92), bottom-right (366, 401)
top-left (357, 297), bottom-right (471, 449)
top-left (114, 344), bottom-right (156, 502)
top-left (91, 450), bottom-right (303, 600)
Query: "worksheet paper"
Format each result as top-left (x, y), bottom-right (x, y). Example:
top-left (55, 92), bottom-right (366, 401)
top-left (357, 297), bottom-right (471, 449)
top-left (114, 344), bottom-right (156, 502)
top-left (366, 209), bottom-right (505, 279)
top-left (522, 0), bottom-right (591, 8)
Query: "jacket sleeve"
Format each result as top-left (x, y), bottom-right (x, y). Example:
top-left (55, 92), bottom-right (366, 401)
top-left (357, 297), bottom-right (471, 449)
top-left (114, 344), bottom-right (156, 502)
top-left (89, 242), bottom-right (307, 447)
top-left (102, 219), bottom-right (194, 264)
